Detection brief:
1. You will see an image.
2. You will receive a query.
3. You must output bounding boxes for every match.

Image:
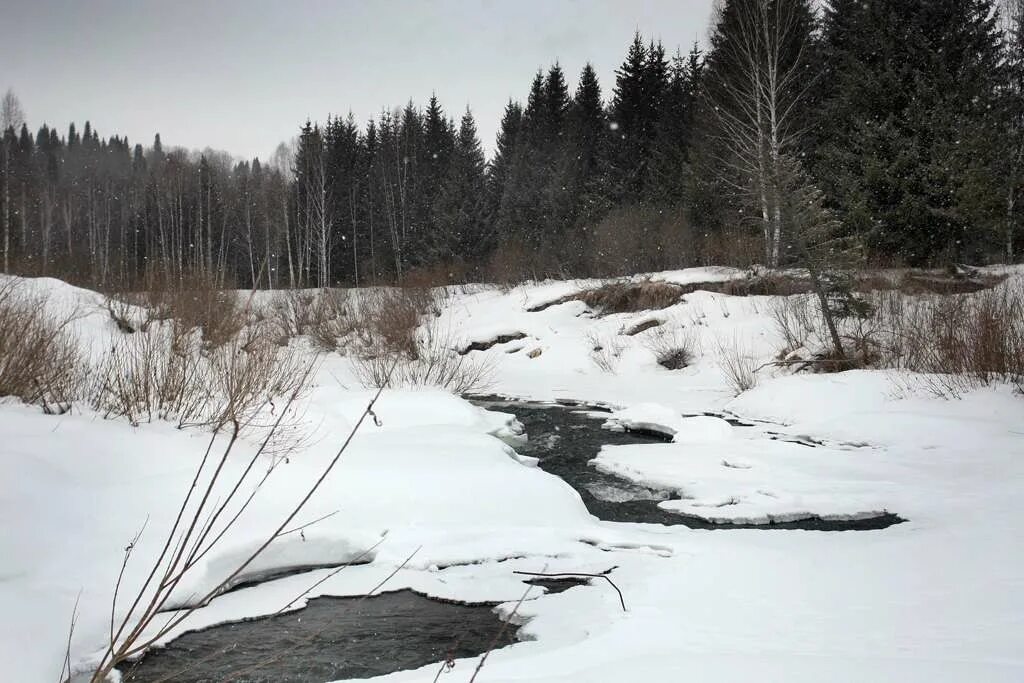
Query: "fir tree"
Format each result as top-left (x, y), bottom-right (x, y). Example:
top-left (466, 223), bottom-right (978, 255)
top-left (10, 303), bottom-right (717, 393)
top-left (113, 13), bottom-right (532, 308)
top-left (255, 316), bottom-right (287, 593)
top-left (433, 108), bottom-right (487, 264)
top-left (816, 0), bottom-right (1005, 264)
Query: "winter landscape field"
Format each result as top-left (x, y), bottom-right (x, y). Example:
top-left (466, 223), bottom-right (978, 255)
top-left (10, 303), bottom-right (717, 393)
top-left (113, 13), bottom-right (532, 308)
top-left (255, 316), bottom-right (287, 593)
top-left (1, 266), bottom-right (1023, 682)
top-left (3, 0), bottom-right (1024, 681)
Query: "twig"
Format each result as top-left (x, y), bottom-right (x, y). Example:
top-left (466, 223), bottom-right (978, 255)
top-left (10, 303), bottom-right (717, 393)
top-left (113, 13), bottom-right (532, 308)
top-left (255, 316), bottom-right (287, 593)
top-left (276, 509), bottom-right (339, 538)
top-left (110, 518), bottom-right (148, 647)
top-left (753, 358), bottom-right (853, 373)
top-left (58, 591), bottom-right (81, 683)
top-left (512, 570), bottom-right (626, 612)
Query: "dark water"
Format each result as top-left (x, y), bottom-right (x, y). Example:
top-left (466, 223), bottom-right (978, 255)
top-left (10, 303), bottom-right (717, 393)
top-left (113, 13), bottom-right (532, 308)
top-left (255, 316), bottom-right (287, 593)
top-left (473, 397), bottom-right (903, 531)
top-left (117, 590), bottom-right (517, 683)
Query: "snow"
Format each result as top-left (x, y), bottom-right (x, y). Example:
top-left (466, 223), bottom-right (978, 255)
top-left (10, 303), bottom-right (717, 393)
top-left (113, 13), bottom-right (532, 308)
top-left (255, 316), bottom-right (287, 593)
top-left (2, 269), bottom-right (1023, 682)
top-left (604, 403), bottom-right (735, 441)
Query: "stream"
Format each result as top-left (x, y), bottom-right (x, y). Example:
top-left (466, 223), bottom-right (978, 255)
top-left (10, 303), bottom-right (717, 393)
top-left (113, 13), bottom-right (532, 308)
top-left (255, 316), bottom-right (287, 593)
top-left (473, 397), bottom-right (903, 531)
top-left (117, 396), bottom-right (901, 682)
top-left (117, 590), bottom-right (518, 683)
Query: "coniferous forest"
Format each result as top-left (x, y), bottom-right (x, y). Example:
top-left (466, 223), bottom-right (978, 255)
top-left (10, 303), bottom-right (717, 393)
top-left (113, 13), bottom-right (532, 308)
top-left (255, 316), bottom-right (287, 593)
top-left (2, 0), bottom-right (1023, 289)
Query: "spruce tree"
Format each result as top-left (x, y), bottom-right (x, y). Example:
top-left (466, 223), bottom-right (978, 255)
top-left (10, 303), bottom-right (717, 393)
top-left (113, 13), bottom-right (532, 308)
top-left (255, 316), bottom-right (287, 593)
top-left (817, 0), bottom-right (1005, 264)
top-left (486, 99), bottom-right (523, 228)
top-left (566, 63), bottom-right (610, 229)
top-left (433, 108), bottom-right (487, 265)
top-left (607, 33), bottom-right (649, 202)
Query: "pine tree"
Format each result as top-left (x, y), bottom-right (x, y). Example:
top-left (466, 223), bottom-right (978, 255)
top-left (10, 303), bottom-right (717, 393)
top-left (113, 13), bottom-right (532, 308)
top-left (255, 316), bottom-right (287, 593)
top-left (816, 0), bottom-right (1005, 264)
top-left (487, 99), bottom-right (522, 226)
top-left (566, 63), bottom-right (610, 229)
top-left (647, 45), bottom-right (702, 204)
top-left (607, 32), bottom-right (649, 202)
top-left (433, 108), bottom-right (487, 265)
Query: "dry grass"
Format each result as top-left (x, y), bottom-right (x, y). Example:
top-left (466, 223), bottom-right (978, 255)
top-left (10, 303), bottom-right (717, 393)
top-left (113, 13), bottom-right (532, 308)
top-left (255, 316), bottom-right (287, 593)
top-left (0, 279), bottom-right (85, 413)
top-left (769, 278), bottom-right (1024, 395)
top-left (716, 335), bottom-right (759, 395)
top-left (585, 331), bottom-right (626, 373)
top-left (623, 319), bottom-right (662, 336)
top-left (720, 273), bottom-right (812, 297)
top-left (563, 280), bottom-right (685, 315)
top-left (874, 284), bottom-right (1024, 396)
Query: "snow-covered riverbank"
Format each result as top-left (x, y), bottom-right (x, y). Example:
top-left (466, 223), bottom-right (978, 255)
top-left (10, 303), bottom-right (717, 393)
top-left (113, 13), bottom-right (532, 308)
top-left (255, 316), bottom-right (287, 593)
top-left (2, 269), bottom-right (1023, 682)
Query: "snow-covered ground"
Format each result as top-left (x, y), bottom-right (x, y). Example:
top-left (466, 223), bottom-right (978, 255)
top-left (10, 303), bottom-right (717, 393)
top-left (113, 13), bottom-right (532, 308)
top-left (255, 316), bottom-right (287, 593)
top-left (2, 269), bottom-right (1023, 682)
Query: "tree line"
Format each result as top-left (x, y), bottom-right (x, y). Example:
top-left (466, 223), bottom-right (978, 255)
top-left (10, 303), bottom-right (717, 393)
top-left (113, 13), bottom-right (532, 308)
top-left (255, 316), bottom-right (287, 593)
top-left (2, 0), bottom-right (1023, 289)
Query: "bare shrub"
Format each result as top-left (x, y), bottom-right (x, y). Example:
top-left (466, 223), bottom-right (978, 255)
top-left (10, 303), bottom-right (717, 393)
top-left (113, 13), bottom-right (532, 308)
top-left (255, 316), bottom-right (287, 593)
top-left (84, 377), bottom-right (378, 683)
top-left (266, 290), bottom-right (317, 341)
top-left (143, 269), bottom-right (247, 350)
top-left (585, 331), bottom-right (626, 373)
top-left (769, 278), bottom-right (1024, 394)
top-left (875, 282), bottom-right (1024, 396)
top-left (0, 279), bottom-right (85, 413)
top-left (771, 294), bottom-right (819, 354)
top-left (353, 287), bottom-right (438, 357)
top-left (104, 295), bottom-right (144, 334)
top-left (347, 287), bottom-right (490, 393)
top-left (351, 319), bottom-right (493, 394)
top-left (643, 325), bottom-right (697, 370)
top-left (267, 289), bottom-right (353, 350)
top-left (716, 335), bottom-right (759, 395)
top-left (92, 321), bottom-right (313, 430)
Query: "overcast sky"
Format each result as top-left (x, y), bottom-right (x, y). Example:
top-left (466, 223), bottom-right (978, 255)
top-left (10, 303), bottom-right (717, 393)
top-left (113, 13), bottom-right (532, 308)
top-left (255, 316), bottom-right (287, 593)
top-left (1, 0), bottom-right (716, 161)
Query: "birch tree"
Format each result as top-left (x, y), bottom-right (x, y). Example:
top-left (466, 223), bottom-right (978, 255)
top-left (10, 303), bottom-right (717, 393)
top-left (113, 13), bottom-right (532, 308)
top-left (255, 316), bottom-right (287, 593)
top-left (703, 0), bottom-right (816, 267)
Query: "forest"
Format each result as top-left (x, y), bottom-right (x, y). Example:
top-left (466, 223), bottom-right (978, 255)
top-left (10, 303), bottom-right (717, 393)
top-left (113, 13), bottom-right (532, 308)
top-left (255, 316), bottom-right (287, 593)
top-left (1, 0), bottom-right (1023, 290)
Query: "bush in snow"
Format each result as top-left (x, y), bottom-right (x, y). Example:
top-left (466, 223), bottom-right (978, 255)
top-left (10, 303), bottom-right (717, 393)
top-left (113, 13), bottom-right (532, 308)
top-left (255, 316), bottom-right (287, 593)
top-left (0, 279), bottom-right (85, 413)
top-left (585, 331), bottom-right (626, 373)
top-left (716, 335), bottom-right (759, 395)
top-left (91, 320), bottom-right (313, 430)
top-left (140, 268), bottom-right (248, 351)
top-left (265, 288), bottom-right (354, 350)
top-left (349, 288), bottom-right (492, 393)
top-left (351, 318), bottom-right (493, 394)
top-left (643, 324), bottom-right (697, 370)
top-left (770, 277), bottom-right (1024, 396)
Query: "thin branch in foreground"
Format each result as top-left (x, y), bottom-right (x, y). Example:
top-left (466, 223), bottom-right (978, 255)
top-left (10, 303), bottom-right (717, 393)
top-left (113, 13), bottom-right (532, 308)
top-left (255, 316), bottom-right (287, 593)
top-left (467, 581), bottom-right (535, 683)
top-left (88, 359), bottom-right (396, 681)
top-left (58, 591), bottom-right (81, 683)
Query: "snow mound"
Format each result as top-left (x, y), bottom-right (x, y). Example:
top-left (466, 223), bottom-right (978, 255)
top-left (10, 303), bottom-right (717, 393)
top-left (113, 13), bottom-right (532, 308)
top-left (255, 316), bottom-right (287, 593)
top-left (604, 404), bottom-right (732, 442)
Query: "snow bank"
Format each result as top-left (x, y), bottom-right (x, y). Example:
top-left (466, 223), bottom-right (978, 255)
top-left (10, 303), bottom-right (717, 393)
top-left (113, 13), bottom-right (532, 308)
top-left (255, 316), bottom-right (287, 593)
top-left (604, 403), bottom-right (733, 442)
top-left (3, 270), bottom-right (1024, 682)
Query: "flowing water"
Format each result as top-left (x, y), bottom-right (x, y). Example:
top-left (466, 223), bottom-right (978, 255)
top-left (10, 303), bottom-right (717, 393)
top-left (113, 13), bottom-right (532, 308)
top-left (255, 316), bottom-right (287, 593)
top-left (118, 396), bottom-right (901, 683)
top-left (473, 397), bottom-right (903, 531)
top-left (117, 590), bottom-right (517, 683)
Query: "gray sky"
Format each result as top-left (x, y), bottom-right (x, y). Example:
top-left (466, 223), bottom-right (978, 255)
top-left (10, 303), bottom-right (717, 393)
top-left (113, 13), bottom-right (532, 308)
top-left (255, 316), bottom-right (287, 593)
top-left (1, 0), bottom-right (715, 161)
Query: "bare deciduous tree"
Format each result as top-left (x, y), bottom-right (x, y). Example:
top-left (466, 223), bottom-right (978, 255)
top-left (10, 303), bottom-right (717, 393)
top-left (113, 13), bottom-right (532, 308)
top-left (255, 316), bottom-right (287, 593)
top-left (704, 0), bottom-right (816, 267)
